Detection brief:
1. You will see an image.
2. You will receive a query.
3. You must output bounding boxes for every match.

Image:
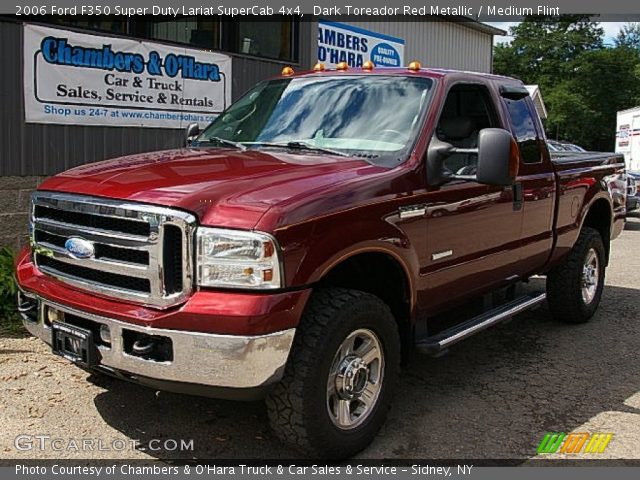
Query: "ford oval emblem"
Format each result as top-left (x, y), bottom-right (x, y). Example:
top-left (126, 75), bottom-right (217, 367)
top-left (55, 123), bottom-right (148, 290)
top-left (65, 237), bottom-right (95, 259)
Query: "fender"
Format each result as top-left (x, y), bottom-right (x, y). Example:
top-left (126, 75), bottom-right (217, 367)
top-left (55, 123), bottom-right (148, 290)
top-left (578, 192), bottom-right (613, 233)
top-left (547, 167), bottom-right (616, 269)
top-left (314, 242), bottom-right (417, 306)
top-left (275, 215), bottom-right (419, 312)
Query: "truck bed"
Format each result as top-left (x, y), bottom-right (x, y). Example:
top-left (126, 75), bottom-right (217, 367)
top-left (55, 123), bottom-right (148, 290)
top-left (549, 151), bottom-right (624, 167)
top-left (547, 150), bottom-right (626, 267)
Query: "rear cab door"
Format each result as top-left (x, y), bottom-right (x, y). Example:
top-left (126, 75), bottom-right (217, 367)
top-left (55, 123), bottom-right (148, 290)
top-left (498, 84), bottom-right (557, 274)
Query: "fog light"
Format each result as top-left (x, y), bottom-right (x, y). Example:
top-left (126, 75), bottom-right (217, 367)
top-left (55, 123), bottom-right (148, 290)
top-left (47, 308), bottom-right (63, 324)
top-left (99, 324), bottom-right (111, 345)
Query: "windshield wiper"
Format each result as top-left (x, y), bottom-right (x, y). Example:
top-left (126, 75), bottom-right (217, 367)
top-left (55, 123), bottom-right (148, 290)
top-left (287, 141), bottom-right (351, 157)
top-left (195, 137), bottom-right (247, 151)
top-left (244, 141), bottom-right (351, 157)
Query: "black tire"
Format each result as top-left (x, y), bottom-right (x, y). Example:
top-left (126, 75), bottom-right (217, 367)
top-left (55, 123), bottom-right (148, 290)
top-left (266, 288), bottom-right (401, 459)
top-left (546, 227), bottom-right (606, 324)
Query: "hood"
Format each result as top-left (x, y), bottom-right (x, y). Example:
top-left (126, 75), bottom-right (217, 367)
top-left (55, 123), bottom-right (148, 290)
top-left (39, 148), bottom-right (382, 230)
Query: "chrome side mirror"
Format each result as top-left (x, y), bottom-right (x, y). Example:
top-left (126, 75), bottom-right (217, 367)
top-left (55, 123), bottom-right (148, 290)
top-left (185, 123), bottom-right (200, 146)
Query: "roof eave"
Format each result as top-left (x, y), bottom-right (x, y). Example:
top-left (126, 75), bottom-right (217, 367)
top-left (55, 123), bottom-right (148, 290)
top-left (443, 16), bottom-right (506, 36)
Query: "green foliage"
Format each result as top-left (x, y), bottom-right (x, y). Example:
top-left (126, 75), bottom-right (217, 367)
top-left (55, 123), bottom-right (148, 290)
top-left (494, 16), bottom-right (640, 151)
top-left (545, 83), bottom-right (595, 143)
top-left (0, 246), bottom-right (22, 334)
top-left (615, 23), bottom-right (640, 50)
top-left (494, 15), bottom-right (603, 91)
top-left (572, 47), bottom-right (640, 149)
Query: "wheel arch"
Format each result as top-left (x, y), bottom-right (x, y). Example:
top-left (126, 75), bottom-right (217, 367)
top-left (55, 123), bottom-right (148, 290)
top-left (580, 196), bottom-right (613, 264)
top-left (314, 249), bottom-right (415, 360)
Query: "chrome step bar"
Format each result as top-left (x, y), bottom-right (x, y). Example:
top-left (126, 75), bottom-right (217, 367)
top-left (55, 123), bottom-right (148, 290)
top-left (417, 292), bottom-right (547, 355)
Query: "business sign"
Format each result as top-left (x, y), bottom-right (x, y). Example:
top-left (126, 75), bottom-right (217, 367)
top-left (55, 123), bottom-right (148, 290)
top-left (617, 124), bottom-right (631, 148)
top-left (318, 21), bottom-right (405, 69)
top-left (24, 24), bottom-right (231, 128)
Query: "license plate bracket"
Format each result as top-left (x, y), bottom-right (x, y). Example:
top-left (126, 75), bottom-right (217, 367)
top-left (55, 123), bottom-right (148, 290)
top-left (51, 321), bottom-right (97, 367)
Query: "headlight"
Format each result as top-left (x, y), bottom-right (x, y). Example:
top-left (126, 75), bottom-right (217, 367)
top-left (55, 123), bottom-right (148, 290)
top-left (196, 228), bottom-right (282, 289)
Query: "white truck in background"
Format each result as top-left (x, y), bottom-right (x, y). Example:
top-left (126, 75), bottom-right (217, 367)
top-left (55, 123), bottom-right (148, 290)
top-left (616, 106), bottom-right (640, 171)
top-left (616, 107), bottom-right (640, 212)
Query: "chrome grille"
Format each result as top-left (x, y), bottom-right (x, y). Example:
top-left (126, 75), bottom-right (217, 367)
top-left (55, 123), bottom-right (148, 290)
top-left (31, 192), bottom-right (196, 309)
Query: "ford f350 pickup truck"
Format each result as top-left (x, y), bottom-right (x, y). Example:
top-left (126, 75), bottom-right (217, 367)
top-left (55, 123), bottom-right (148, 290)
top-left (16, 64), bottom-right (626, 458)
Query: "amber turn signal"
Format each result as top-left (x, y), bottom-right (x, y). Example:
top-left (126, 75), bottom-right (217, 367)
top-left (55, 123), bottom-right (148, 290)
top-left (281, 66), bottom-right (294, 76)
top-left (509, 138), bottom-right (520, 178)
top-left (362, 60), bottom-right (375, 70)
top-left (336, 62), bottom-right (349, 71)
top-left (408, 61), bottom-right (422, 71)
top-left (313, 62), bottom-right (326, 72)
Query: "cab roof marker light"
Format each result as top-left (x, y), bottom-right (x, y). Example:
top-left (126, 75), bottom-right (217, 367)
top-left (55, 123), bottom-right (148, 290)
top-left (313, 62), bottom-right (326, 72)
top-left (408, 61), bottom-right (422, 71)
top-left (281, 66), bottom-right (294, 76)
top-left (336, 62), bottom-right (349, 71)
top-left (362, 60), bottom-right (375, 71)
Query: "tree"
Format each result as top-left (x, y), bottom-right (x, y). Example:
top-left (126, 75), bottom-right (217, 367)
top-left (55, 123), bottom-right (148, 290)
top-left (572, 46), bottom-right (640, 149)
top-left (544, 48), bottom-right (640, 149)
top-left (493, 16), bottom-right (603, 92)
top-left (545, 82), bottom-right (594, 143)
top-left (494, 17), bottom-right (640, 150)
top-left (615, 23), bottom-right (640, 51)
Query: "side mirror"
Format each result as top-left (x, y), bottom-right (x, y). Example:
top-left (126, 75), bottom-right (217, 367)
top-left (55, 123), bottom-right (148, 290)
top-left (426, 127), bottom-right (518, 187)
top-left (185, 123), bottom-right (200, 146)
top-left (426, 137), bottom-right (456, 186)
top-left (476, 128), bottom-right (519, 187)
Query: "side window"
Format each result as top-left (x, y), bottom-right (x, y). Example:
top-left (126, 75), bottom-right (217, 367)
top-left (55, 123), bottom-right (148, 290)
top-left (504, 98), bottom-right (542, 164)
top-left (436, 84), bottom-right (499, 176)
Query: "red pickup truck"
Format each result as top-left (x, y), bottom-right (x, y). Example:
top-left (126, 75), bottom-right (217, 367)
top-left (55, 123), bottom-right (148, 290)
top-left (16, 65), bottom-right (626, 458)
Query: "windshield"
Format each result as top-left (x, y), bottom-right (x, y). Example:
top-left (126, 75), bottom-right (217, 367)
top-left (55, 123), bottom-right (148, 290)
top-left (195, 75), bottom-right (434, 165)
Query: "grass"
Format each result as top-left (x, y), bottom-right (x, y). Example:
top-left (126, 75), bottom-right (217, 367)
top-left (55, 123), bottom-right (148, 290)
top-left (0, 246), bottom-right (26, 337)
top-left (0, 314), bottom-right (25, 337)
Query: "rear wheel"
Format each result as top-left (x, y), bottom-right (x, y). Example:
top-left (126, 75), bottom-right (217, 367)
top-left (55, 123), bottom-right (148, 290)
top-left (266, 288), bottom-right (401, 458)
top-left (546, 227), bottom-right (606, 324)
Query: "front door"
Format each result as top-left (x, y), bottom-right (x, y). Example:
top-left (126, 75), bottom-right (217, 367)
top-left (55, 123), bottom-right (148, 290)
top-left (421, 82), bottom-right (525, 314)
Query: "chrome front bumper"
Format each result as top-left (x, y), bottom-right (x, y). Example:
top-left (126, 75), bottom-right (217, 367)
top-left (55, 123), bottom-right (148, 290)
top-left (18, 290), bottom-right (295, 390)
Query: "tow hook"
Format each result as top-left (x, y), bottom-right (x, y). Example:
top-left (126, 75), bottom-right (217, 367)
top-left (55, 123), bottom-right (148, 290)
top-left (132, 338), bottom-right (155, 356)
top-left (123, 330), bottom-right (173, 362)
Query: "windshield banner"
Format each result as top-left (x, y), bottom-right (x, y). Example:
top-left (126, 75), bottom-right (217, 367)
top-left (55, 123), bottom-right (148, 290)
top-left (23, 24), bottom-right (232, 128)
top-left (318, 20), bottom-right (405, 68)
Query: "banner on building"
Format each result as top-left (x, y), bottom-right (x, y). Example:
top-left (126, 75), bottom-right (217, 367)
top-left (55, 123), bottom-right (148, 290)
top-left (23, 24), bottom-right (231, 128)
top-left (317, 21), bottom-right (405, 69)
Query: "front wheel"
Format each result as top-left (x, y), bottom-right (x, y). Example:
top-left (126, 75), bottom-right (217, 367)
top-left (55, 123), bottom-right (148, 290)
top-left (546, 227), bottom-right (606, 324)
top-left (266, 288), bottom-right (401, 459)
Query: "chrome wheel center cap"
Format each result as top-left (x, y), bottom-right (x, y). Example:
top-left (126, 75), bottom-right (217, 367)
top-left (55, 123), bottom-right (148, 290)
top-left (336, 356), bottom-right (370, 399)
top-left (583, 265), bottom-right (596, 286)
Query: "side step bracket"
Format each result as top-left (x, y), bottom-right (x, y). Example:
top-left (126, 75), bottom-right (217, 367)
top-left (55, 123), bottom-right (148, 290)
top-left (416, 293), bottom-right (546, 355)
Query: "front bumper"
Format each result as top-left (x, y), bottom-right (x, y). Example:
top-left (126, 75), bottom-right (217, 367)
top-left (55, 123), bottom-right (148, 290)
top-left (18, 289), bottom-right (295, 395)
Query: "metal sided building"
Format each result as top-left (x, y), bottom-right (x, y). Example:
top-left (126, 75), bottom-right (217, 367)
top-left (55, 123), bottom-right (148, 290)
top-left (0, 15), bottom-right (502, 248)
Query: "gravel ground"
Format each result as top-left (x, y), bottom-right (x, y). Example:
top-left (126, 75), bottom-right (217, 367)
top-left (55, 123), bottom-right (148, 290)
top-left (1, 217), bottom-right (639, 461)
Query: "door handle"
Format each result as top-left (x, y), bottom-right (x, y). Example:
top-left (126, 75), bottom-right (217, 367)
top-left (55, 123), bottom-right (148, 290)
top-left (512, 182), bottom-right (523, 211)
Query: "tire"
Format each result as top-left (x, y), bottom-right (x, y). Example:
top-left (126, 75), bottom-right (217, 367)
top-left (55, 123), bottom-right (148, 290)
top-left (266, 288), bottom-right (401, 459)
top-left (546, 227), bottom-right (606, 324)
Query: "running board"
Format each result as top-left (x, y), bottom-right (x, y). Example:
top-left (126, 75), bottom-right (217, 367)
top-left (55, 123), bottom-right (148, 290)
top-left (416, 293), bottom-right (547, 355)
